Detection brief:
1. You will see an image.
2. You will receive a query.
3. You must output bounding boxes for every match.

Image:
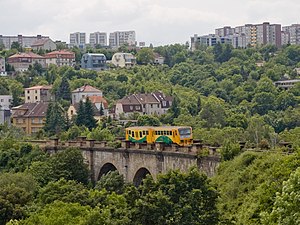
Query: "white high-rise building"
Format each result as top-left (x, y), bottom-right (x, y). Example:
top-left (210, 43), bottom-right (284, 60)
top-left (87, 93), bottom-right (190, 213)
top-left (109, 31), bottom-right (136, 48)
top-left (89, 32), bottom-right (107, 47)
top-left (70, 32), bottom-right (86, 49)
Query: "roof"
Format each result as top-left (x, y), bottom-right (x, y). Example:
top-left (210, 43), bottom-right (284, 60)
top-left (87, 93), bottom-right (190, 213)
top-left (31, 38), bottom-right (52, 47)
top-left (12, 102), bottom-right (49, 118)
top-left (25, 85), bottom-right (52, 91)
top-left (135, 93), bottom-right (159, 104)
top-left (45, 50), bottom-right (75, 57)
top-left (8, 52), bottom-right (44, 59)
top-left (72, 85), bottom-right (102, 93)
top-left (87, 96), bottom-right (108, 108)
top-left (117, 92), bottom-right (172, 105)
top-left (117, 95), bottom-right (141, 105)
top-left (126, 126), bottom-right (192, 130)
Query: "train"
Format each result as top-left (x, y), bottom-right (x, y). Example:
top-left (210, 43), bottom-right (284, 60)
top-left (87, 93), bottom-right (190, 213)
top-left (125, 126), bottom-right (193, 146)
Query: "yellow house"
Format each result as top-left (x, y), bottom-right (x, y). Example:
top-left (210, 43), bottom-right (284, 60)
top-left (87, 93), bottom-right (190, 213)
top-left (11, 102), bottom-right (49, 135)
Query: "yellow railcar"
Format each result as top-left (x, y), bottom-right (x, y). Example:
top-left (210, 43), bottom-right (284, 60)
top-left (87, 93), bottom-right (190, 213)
top-left (125, 126), bottom-right (193, 146)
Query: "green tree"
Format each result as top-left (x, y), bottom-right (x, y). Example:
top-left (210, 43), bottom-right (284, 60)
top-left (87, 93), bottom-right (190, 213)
top-left (133, 168), bottom-right (219, 225)
top-left (136, 48), bottom-right (155, 65)
top-left (56, 76), bottom-right (71, 101)
top-left (44, 102), bottom-right (67, 136)
top-left (137, 115), bottom-right (161, 126)
top-left (95, 171), bottom-right (125, 194)
top-left (262, 167), bottom-right (300, 224)
top-left (84, 98), bottom-right (97, 130)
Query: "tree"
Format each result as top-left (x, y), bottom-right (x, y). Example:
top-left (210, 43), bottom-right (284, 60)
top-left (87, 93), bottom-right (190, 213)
top-left (137, 115), bottom-right (161, 126)
top-left (10, 42), bottom-right (22, 52)
top-left (133, 168), bottom-right (219, 225)
top-left (75, 100), bottom-right (85, 127)
top-left (95, 171), bottom-right (125, 194)
top-left (29, 148), bottom-right (90, 185)
top-left (84, 98), bottom-right (97, 130)
top-left (75, 99), bottom-right (97, 130)
top-left (262, 167), bottom-right (300, 224)
top-left (37, 178), bottom-right (90, 206)
top-left (56, 76), bottom-right (71, 101)
top-left (136, 48), bottom-right (155, 65)
top-left (44, 102), bottom-right (67, 136)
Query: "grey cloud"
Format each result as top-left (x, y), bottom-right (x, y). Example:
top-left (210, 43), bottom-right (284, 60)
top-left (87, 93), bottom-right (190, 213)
top-left (1, 0), bottom-right (300, 45)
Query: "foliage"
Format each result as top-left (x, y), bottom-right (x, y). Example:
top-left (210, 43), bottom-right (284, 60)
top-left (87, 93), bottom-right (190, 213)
top-left (44, 102), bottom-right (67, 136)
top-left (29, 148), bottom-right (89, 186)
top-left (95, 171), bottom-right (125, 194)
top-left (212, 151), bottom-right (300, 224)
top-left (261, 167), bottom-right (300, 224)
top-left (132, 168), bottom-right (219, 225)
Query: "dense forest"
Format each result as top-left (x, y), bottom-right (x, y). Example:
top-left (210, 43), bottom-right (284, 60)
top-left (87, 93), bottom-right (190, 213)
top-left (0, 43), bottom-right (300, 224)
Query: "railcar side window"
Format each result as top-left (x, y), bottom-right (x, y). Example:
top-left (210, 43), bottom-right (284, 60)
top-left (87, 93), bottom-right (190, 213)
top-left (143, 131), bottom-right (146, 135)
top-left (170, 131), bottom-right (173, 136)
top-left (140, 131), bottom-right (142, 137)
top-left (132, 131), bottom-right (135, 137)
top-left (146, 131), bottom-right (149, 135)
top-left (163, 131), bottom-right (166, 135)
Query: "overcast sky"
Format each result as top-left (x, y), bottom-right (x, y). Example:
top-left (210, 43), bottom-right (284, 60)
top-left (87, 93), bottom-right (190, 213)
top-left (1, 0), bottom-right (300, 46)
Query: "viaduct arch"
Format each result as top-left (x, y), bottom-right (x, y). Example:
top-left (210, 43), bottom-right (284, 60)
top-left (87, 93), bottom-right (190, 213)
top-left (39, 139), bottom-right (221, 184)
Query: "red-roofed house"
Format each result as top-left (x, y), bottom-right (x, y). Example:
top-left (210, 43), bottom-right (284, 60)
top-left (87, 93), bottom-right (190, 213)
top-left (31, 38), bottom-right (56, 51)
top-left (45, 50), bottom-right (75, 67)
top-left (7, 52), bottom-right (45, 72)
top-left (25, 85), bottom-right (53, 103)
top-left (71, 85), bottom-right (103, 104)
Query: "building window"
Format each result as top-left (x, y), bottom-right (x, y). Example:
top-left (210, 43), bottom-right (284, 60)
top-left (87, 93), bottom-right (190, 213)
top-left (136, 106), bottom-right (140, 110)
top-left (27, 96), bottom-right (30, 100)
top-left (162, 101), bottom-right (166, 107)
top-left (35, 96), bottom-right (38, 100)
top-left (130, 106), bottom-right (133, 110)
top-left (0, 99), bottom-right (3, 102)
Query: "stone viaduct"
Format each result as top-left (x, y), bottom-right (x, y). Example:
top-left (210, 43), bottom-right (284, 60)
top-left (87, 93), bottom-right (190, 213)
top-left (29, 138), bottom-right (221, 186)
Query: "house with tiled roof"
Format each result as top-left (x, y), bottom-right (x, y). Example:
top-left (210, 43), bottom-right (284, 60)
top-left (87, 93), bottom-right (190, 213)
top-left (7, 52), bottom-right (45, 72)
top-left (11, 102), bottom-right (49, 134)
top-left (71, 85), bottom-right (103, 104)
top-left (31, 38), bottom-right (56, 51)
top-left (114, 91), bottom-right (173, 118)
top-left (45, 50), bottom-right (75, 67)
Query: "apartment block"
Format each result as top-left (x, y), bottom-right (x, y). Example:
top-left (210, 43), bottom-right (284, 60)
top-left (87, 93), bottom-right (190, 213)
top-left (282, 24), bottom-right (300, 45)
top-left (190, 34), bottom-right (232, 50)
top-left (0, 34), bottom-right (49, 49)
top-left (109, 31), bottom-right (136, 48)
top-left (215, 26), bottom-right (234, 37)
top-left (89, 32), bottom-right (107, 47)
top-left (70, 32), bottom-right (86, 49)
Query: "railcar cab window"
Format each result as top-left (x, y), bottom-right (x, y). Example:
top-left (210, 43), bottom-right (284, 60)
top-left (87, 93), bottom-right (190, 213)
top-left (178, 128), bottom-right (191, 138)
